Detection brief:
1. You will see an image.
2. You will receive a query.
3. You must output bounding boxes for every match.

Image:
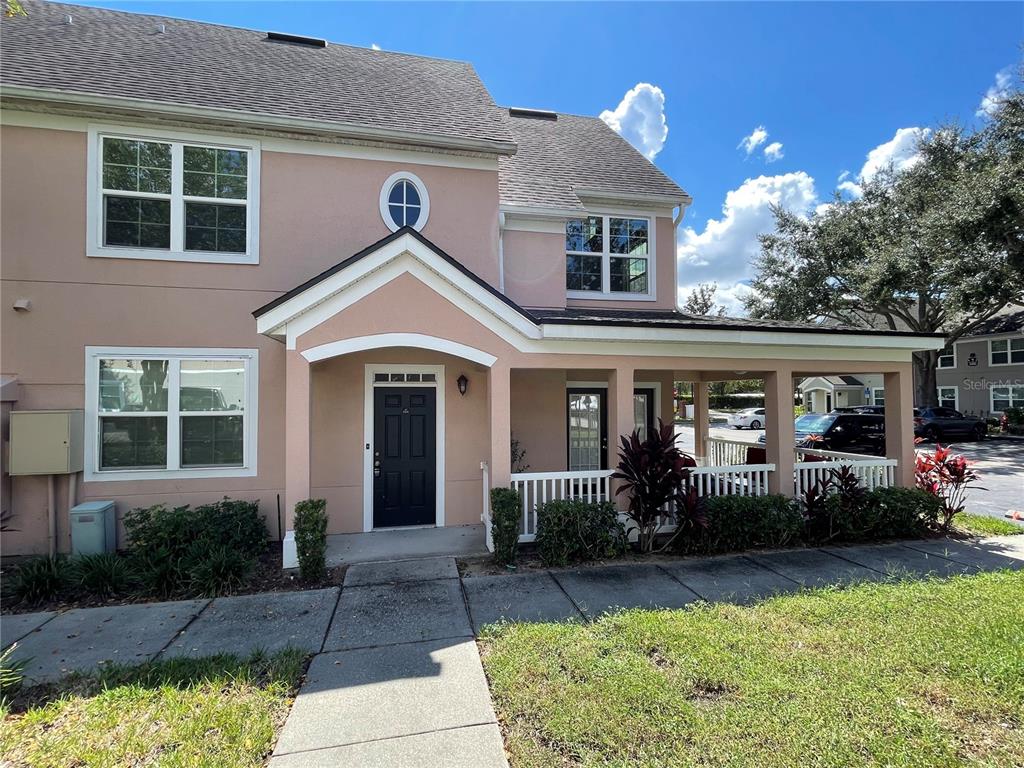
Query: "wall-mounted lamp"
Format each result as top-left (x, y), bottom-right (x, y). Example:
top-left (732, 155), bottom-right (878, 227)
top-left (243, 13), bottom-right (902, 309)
top-left (457, 374), bottom-right (468, 396)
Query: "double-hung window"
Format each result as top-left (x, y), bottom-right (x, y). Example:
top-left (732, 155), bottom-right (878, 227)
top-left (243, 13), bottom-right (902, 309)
top-left (566, 215), bottom-right (653, 299)
top-left (937, 386), bottom-right (958, 410)
top-left (88, 127), bottom-right (260, 264)
top-left (990, 338), bottom-right (1024, 366)
top-left (85, 347), bottom-right (258, 481)
top-left (991, 385), bottom-right (1024, 412)
top-left (937, 346), bottom-right (956, 368)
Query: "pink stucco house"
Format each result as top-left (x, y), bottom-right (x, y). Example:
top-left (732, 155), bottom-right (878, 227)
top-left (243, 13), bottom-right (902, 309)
top-left (1, 2), bottom-right (943, 565)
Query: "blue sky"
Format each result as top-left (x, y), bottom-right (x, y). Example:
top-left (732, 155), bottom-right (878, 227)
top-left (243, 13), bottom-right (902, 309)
top-left (73, 1), bottom-right (1022, 311)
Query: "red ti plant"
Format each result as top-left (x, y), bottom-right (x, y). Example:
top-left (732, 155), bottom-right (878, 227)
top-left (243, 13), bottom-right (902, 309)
top-left (612, 419), bottom-right (696, 553)
top-left (915, 444), bottom-right (982, 531)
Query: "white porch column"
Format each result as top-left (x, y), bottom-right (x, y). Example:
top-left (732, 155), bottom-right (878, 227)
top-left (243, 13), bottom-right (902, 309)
top-left (692, 381), bottom-right (709, 463)
top-left (489, 362), bottom-right (512, 490)
top-left (283, 349), bottom-right (311, 569)
top-left (884, 366), bottom-right (916, 488)
top-left (765, 367), bottom-right (795, 497)
top-left (608, 366), bottom-right (635, 472)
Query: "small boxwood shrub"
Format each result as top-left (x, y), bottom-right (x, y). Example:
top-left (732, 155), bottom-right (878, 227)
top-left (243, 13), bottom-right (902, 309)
top-left (490, 488), bottom-right (522, 566)
top-left (5, 556), bottom-right (69, 606)
top-left (861, 487), bottom-right (941, 539)
top-left (124, 498), bottom-right (266, 596)
top-left (535, 499), bottom-right (626, 567)
top-left (679, 495), bottom-right (803, 555)
top-left (69, 553), bottom-right (136, 597)
top-left (293, 498), bottom-right (328, 581)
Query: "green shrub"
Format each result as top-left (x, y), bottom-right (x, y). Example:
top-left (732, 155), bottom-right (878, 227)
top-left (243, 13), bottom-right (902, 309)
top-left (535, 499), bottom-right (626, 567)
top-left (187, 545), bottom-right (253, 596)
top-left (860, 487), bottom-right (941, 539)
top-left (490, 488), bottom-right (521, 566)
top-left (69, 553), bottom-right (136, 597)
top-left (5, 557), bottom-right (69, 606)
top-left (0, 643), bottom-right (26, 712)
top-left (124, 498), bottom-right (266, 596)
top-left (293, 498), bottom-right (328, 581)
top-left (679, 495), bottom-right (803, 554)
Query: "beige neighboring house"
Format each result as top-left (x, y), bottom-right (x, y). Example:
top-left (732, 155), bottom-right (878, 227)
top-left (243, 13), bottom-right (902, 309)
top-left (799, 375), bottom-right (886, 413)
top-left (0, 2), bottom-right (943, 564)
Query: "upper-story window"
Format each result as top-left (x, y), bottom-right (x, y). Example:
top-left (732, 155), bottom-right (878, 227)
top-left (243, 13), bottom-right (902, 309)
top-left (87, 126), bottom-right (260, 264)
top-left (990, 338), bottom-right (1024, 366)
top-left (937, 346), bottom-right (956, 368)
top-left (379, 171), bottom-right (430, 233)
top-left (566, 215), bottom-right (654, 300)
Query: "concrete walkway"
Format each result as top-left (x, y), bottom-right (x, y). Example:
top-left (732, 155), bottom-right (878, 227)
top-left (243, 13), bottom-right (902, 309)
top-left (3, 535), bottom-right (1023, 767)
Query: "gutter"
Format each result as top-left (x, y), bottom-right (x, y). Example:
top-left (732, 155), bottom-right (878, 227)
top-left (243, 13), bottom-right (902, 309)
top-left (0, 85), bottom-right (520, 157)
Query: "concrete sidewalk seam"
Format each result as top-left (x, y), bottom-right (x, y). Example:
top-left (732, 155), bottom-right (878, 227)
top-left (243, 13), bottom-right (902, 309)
top-left (273, 720), bottom-right (500, 757)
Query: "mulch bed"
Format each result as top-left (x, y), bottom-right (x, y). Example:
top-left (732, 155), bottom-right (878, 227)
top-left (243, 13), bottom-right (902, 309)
top-left (1, 546), bottom-right (345, 616)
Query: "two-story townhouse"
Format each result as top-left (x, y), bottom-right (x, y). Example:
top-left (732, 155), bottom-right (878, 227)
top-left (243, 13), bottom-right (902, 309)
top-left (935, 307), bottom-right (1024, 416)
top-left (0, 2), bottom-right (943, 564)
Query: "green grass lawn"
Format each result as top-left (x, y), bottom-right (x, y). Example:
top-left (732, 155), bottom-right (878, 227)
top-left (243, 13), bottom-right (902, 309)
top-left (481, 572), bottom-right (1024, 768)
top-left (1, 650), bottom-right (306, 767)
top-left (956, 512), bottom-right (1024, 537)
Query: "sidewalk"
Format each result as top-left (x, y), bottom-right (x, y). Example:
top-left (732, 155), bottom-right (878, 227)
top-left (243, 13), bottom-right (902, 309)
top-left (3, 535), bottom-right (1023, 767)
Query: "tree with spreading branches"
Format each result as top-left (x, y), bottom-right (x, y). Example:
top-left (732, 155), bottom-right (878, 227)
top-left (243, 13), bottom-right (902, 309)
top-left (746, 83), bottom-right (1024, 406)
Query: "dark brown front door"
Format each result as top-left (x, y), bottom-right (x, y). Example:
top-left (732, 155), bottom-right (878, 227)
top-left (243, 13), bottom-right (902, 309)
top-left (373, 387), bottom-right (436, 528)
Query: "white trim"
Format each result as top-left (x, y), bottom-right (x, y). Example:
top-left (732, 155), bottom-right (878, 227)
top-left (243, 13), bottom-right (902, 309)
top-left (379, 170), bottom-right (430, 233)
top-left (4, 85), bottom-right (518, 156)
top-left (989, 337), bottom-right (1024, 367)
top-left (937, 385), bottom-right (959, 410)
top-left (565, 212), bottom-right (657, 302)
top-left (84, 346), bottom-right (258, 482)
top-left (501, 214), bottom-right (567, 234)
top-left (86, 123), bottom-right (261, 264)
top-left (363, 364), bottom-right (445, 532)
top-left (937, 344), bottom-right (957, 369)
top-left (870, 386), bottom-right (886, 407)
top-left (989, 383), bottom-right (1024, 413)
top-left (303, 333), bottom-right (496, 367)
top-left (636, 381), bottom-right (663, 424)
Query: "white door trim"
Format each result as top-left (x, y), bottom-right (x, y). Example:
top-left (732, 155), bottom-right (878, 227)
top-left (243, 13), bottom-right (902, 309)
top-left (363, 364), bottom-right (445, 532)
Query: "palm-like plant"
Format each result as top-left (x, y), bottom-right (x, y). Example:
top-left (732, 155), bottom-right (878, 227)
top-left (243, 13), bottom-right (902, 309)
top-left (612, 419), bottom-right (696, 553)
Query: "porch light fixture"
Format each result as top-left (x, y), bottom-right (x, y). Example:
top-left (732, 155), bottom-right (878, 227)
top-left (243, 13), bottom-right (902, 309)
top-left (457, 374), bottom-right (468, 396)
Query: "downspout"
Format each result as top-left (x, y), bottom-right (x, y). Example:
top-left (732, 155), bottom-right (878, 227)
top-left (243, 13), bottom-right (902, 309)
top-left (672, 202), bottom-right (688, 310)
top-left (497, 211), bottom-right (506, 294)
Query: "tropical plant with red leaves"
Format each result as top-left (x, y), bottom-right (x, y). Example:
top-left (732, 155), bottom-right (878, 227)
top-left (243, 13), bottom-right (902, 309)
top-left (612, 419), bottom-right (696, 553)
top-left (915, 444), bottom-right (983, 531)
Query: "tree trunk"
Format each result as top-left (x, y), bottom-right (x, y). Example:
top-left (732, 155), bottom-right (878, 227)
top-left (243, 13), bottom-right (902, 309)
top-left (912, 351), bottom-right (938, 408)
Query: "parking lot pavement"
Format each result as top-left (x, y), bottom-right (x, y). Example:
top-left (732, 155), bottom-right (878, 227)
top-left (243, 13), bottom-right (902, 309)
top-left (676, 424), bottom-right (1023, 521)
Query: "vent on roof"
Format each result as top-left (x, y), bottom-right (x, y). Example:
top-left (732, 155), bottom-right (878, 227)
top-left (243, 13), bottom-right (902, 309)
top-left (266, 31), bottom-right (327, 48)
top-left (508, 107), bottom-right (557, 121)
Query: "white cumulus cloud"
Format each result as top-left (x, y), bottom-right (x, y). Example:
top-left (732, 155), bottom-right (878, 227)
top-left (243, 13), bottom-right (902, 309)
top-left (837, 126), bottom-right (929, 198)
top-left (677, 172), bottom-right (819, 315)
top-left (977, 68), bottom-right (1012, 118)
top-left (763, 142), bottom-right (784, 162)
top-left (600, 83), bottom-right (668, 160)
top-left (738, 125), bottom-right (768, 155)
top-left (370, 43), bottom-right (381, 50)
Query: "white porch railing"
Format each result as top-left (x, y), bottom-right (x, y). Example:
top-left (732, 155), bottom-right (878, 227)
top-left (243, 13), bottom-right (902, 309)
top-left (509, 469), bottom-right (614, 542)
top-left (794, 458), bottom-right (897, 497)
top-left (688, 464), bottom-right (775, 497)
top-left (704, 437), bottom-right (755, 466)
top-left (796, 446), bottom-right (877, 462)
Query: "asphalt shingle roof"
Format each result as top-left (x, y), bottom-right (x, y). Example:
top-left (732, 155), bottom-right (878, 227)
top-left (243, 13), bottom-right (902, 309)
top-left (1, 1), bottom-right (514, 148)
top-left (965, 307), bottom-right (1024, 337)
top-left (499, 111), bottom-right (689, 210)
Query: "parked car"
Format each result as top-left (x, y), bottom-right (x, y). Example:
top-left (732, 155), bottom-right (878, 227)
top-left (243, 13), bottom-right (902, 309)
top-left (913, 407), bottom-right (986, 442)
top-left (757, 411), bottom-right (886, 454)
top-left (727, 407), bottom-right (767, 430)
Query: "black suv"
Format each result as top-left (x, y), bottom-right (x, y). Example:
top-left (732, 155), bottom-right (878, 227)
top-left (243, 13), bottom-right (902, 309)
top-left (913, 407), bottom-right (986, 442)
top-left (758, 411), bottom-right (887, 455)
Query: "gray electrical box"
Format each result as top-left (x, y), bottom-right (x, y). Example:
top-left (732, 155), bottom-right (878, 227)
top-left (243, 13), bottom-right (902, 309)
top-left (70, 500), bottom-right (116, 555)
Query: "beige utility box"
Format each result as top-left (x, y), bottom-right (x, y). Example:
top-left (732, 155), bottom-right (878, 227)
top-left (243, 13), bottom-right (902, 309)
top-left (9, 410), bottom-right (85, 475)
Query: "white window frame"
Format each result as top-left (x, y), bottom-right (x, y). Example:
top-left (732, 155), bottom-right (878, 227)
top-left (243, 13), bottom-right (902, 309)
top-left (989, 337), bottom-right (1024, 367)
top-left (86, 124), bottom-right (261, 264)
top-left (363, 364), bottom-right (444, 532)
top-left (937, 386), bottom-right (959, 410)
top-left (990, 384), bottom-right (1024, 413)
top-left (84, 346), bottom-right (258, 481)
top-left (379, 171), bottom-right (430, 233)
top-left (871, 387), bottom-right (886, 407)
top-left (565, 211), bottom-right (657, 302)
top-left (937, 346), bottom-right (956, 369)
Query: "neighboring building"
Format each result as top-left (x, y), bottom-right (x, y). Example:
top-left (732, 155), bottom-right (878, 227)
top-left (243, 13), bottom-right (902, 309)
top-left (0, 2), bottom-right (942, 562)
top-left (799, 375), bottom-right (886, 414)
top-left (935, 307), bottom-right (1024, 417)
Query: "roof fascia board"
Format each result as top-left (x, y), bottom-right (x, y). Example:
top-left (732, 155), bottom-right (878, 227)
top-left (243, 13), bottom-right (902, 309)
top-left (1, 86), bottom-right (519, 156)
top-left (573, 186), bottom-right (692, 208)
top-left (498, 203), bottom-right (585, 217)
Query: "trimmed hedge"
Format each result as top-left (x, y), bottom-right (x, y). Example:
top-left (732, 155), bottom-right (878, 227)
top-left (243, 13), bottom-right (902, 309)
top-left (680, 494), bottom-right (803, 555)
top-left (535, 500), bottom-right (626, 567)
top-left (294, 498), bottom-right (328, 581)
top-left (490, 488), bottom-right (522, 566)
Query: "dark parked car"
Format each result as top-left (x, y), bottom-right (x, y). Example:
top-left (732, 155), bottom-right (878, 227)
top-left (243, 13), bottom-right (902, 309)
top-left (758, 411), bottom-right (886, 454)
top-left (913, 407), bottom-right (986, 442)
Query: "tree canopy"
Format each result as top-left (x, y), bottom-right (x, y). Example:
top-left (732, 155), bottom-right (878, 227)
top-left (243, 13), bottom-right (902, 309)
top-left (746, 83), bottom-right (1024, 405)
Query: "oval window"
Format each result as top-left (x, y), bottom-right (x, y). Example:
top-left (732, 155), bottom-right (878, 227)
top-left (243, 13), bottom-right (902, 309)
top-left (379, 172), bottom-right (430, 232)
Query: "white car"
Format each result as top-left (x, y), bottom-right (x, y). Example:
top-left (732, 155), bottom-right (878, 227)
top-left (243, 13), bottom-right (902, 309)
top-left (727, 407), bottom-right (767, 430)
